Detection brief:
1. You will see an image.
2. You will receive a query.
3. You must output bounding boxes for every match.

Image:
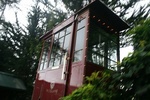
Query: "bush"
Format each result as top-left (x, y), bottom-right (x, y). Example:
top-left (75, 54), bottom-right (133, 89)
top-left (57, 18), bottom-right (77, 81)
top-left (61, 70), bottom-right (118, 100)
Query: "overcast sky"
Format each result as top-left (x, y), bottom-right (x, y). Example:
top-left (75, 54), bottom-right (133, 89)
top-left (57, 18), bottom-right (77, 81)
top-left (4, 0), bottom-right (149, 26)
top-left (3, 0), bottom-right (150, 61)
top-left (4, 0), bottom-right (66, 26)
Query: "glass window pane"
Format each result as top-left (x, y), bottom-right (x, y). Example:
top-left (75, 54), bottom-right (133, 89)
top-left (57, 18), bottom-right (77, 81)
top-left (87, 22), bottom-right (117, 69)
top-left (54, 32), bottom-right (59, 40)
top-left (60, 54), bottom-right (65, 65)
top-left (54, 56), bottom-right (61, 66)
top-left (77, 18), bottom-right (86, 29)
top-left (66, 25), bottom-right (72, 34)
top-left (40, 63), bottom-right (44, 70)
top-left (108, 59), bottom-right (117, 70)
top-left (39, 38), bottom-right (51, 70)
top-left (43, 61), bottom-right (48, 69)
top-left (73, 18), bottom-right (86, 62)
top-left (54, 39), bottom-right (62, 55)
top-left (74, 50), bottom-right (83, 62)
top-left (63, 33), bottom-right (71, 51)
top-left (108, 41), bottom-right (117, 62)
top-left (59, 37), bottom-right (64, 50)
top-left (49, 58), bottom-right (54, 67)
top-left (49, 24), bottom-right (72, 68)
top-left (59, 30), bottom-right (65, 38)
top-left (75, 28), bottom-right (85, 51)
top-left (49, 43), bottom-right (56, 67)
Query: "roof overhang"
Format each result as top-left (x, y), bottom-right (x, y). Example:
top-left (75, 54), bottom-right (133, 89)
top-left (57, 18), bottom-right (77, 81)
top-left (40, 0), bottom-right (129, 40)
top-left (76, 0), bottom-right (129, 32)
top-left (0, 72), bottom-right (26, 91)
top-left (89, 0), bottom-right (129, 31)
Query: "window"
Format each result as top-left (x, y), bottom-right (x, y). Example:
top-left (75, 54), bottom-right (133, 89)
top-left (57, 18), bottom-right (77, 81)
top-left (49, 25), bottom-right (72, 68)
top-left (73, 18), bottom-right (86, 62)
top-left (39, 38), bottom-right (52, 70)
top-left (87, 23), bottom-right (117, 70)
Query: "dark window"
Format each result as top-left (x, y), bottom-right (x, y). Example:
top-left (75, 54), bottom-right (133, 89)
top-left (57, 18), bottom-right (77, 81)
top-left (87, 23), bottom-right (117, 70)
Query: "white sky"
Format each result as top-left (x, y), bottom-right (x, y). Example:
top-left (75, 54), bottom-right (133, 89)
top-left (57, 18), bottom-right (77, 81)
top-left (120, 46), bottom-right (133, 61)
top-left (4, 0), bottom-right (149, 26)
top-left (4, 0), bottom-right (34, 26)
top-left (3, 0), bottom-right (149, 61)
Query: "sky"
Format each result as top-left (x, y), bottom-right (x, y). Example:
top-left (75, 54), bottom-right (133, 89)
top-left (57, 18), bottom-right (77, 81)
top-left (4, 0), bottom-right (65, 26)
top-left (4, 0), bottom-right (149, 27)
top-left (4, 0), bottom-right (34, 26)
top-left (3, 0), bottom-right (150, 61)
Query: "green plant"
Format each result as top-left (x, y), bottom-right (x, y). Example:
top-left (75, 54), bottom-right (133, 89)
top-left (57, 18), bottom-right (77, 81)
top-left (112, 18), bottom-right (150, 100)
top-left (61, 70), bottom-right (117, 100)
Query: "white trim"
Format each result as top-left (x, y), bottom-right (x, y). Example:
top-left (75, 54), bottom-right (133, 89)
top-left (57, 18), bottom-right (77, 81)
top-left (51, 66), bottom-right (59, 69)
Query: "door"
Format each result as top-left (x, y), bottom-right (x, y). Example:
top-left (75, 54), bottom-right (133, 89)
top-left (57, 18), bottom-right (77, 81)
top-left (38, 24), bottom-right (73, 100)
top-left (32, 11), bottom-right (89, 100)
top-left (64, 11), bottom-right (89, 95)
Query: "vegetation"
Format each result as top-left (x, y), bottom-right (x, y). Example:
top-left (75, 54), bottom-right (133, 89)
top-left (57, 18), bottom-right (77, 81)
top-left (0, 0), bottom-right (66, 99)
top-left (61, 70), bottom-right (118, 100)
top-left (0, 0), bottom-right (149, 99)
top-left (116, 18), bottom-right (150, 99)
top-left (62, 18), bottom-right (150, 100)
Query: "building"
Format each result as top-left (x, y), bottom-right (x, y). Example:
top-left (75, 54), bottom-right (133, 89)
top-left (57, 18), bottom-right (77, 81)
top-left (0, 72), bottom-right (26, 100)
top-left (32, 0), bottom-right (129, 100)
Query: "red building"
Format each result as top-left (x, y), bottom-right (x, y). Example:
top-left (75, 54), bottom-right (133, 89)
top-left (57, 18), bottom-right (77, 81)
top-left (32, 0), bottom-right (129, 100)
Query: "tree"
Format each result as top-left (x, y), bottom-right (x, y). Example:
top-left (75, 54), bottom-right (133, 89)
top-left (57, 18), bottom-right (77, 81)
top-left (37, 0), bottom-right (67, 30)
top-left (114, 18), bottom-right (150, 100)
top-left (62, 0), bottom-right (149, 25)
top-left (62, 0), bottom-right (150, 47)
top-left (0, 16), bottom-right (24, 73)
top-left (0, 0), bottom-right (68, 99)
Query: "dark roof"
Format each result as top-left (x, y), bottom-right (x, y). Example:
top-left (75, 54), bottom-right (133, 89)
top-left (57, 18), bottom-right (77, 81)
top-left (76, 0), bottom-right (129, 31)
top-left (0, 72), bottom-right (26, 91)
top-left (89, 0), bottom-right (129, 31)
top-left (40, 0), bottom-right (129, 39)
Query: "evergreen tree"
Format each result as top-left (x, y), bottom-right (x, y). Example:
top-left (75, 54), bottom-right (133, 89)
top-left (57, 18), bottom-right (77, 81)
top-left (0, 0), bottom-right (68, 99)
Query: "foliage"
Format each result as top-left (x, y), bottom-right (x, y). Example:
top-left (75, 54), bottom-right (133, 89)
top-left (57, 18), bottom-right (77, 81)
top-left (0, 0), bottom-right (67, 99)
top-left (112, 18), bottom-right (150, 100)
top-left (0, 9), bottom-right (42, 99)
top-left (62, 0), bottom-right (83, 12)
top-left (61, 70), bottom-right (118, 100)
top-left (62, 18), bottom-right (150, 100)
top-left (62, 0), bottom-right (149, 25)
top-left (113, 47), bottom-right (150, 99)
top-left (129, 18), bottom-right (150, 50)
top-left (62, 0), bottom-right (149, 47)
top-left (34, 0), bottom-right (67, 31)
top-left (0, 0), bottom-right (149, 99)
